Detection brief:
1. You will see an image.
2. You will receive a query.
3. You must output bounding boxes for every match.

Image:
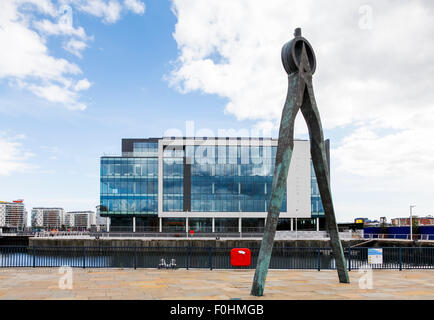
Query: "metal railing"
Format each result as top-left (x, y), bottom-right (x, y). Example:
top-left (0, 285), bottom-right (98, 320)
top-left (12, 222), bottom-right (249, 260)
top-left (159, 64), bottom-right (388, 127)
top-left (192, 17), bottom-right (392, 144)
top-left (363, 233), bottom-right (434, 240)
top-left (35, 231), bottom-right (91, 237)
top-left (29, 230), bottom-right (363, 239)
top-left (96, 232), bottom-right (265, 238)
top-left (0, 246), bottom-right (433, 270)
top-left (107, 227), bottom-right (266, 233)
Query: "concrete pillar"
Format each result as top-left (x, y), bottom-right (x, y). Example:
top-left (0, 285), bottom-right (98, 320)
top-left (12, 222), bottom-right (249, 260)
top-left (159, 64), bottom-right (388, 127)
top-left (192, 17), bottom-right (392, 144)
top-left (316, 218), bottom-right (319, 231)
top-left (133, 217), bottom-right (136, 233)
top-left (238, 217), bottom-right (242, 233)
top-left (186, 217), bottom-right (189, 233)
top-left (106, 217), bottom-right (110, 232)
top-left (290, 218), bottom-right (293, 231)
top-left (159, 217), bottom-right (162, 233)
top-left (212, 217), bottom-right (215, 233)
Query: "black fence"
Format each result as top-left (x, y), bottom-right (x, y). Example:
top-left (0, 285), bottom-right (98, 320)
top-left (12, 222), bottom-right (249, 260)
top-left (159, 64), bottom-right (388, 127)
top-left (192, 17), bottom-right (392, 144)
top-left (0, 246), bottom-right (433, 270)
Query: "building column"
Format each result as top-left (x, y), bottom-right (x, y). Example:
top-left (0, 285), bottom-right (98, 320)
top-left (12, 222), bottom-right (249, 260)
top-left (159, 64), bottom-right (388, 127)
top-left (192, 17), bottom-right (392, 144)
top-left (295, 218), bottom-right (298, 239)
top-left (106, 217), bottom-right (110, 232)
top-left (186, 217), bottom-right (189, 233)
top-left (238, 217), bottom-right (242, 233)
top-left (316, 218), bottom-right (319, 231)
top-left (212, 217), bottom-right (215, 233)
top-left (133, 217), bottom-right (136, 233)
top-left (290, 218), bottom-right (293, 231)
top-left (159, 217), bottom-right (162, 233)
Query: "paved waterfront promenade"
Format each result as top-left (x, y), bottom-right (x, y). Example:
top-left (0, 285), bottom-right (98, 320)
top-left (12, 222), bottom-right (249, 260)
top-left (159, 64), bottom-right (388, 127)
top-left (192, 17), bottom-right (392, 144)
top-left (0, 268), bottom-right (433, 300)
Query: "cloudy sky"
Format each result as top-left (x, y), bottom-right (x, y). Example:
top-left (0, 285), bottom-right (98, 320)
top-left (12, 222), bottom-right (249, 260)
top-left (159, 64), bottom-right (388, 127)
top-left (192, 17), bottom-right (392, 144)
top-left (0, 0), bottom-right (433, 222)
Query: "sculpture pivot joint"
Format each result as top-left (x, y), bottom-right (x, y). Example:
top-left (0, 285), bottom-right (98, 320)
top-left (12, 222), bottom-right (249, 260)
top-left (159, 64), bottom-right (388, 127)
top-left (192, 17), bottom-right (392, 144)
top-left (281, 27), bottom-right (316, 75)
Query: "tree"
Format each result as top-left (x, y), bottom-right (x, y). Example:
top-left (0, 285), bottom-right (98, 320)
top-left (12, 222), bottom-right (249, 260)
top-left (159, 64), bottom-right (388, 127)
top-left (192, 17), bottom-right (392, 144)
top-left (380, 217), bottom-right (388, 235)
top-left (412, 216), bottom-right (420, 239)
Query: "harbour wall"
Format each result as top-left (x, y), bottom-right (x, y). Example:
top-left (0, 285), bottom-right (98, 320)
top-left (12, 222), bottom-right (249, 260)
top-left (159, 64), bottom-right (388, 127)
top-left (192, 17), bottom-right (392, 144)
top-left (28, 238), bottom-right (434, 248)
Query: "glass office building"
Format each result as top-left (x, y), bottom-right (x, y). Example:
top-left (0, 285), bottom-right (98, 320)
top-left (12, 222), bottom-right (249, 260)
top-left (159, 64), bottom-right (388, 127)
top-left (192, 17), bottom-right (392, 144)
top-left (100, 137), bottom-right (329, 232)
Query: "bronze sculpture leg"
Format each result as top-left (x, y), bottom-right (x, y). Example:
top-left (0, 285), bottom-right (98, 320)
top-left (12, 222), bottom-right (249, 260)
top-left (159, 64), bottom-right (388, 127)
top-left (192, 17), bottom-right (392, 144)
top-left (251, 73), bottom-right (304, 296)
top-left (300, 82), bottom-right (349, 284)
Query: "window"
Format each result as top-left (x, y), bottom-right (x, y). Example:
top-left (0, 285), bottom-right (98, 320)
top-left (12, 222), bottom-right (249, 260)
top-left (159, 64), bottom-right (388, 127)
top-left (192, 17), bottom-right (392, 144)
top-left (133, 142), bottom-right (158, 156)
top-left (189, 145), bottom-right (286, 213)
top-left (100, 157), bottom-right (158, 215)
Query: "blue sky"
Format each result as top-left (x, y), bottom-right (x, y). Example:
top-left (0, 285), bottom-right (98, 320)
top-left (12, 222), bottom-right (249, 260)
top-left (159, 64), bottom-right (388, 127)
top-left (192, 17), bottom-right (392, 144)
top-left (1, 0), bottom-right (434, 223)
top-left (0, 0), bottom-right (259, 218)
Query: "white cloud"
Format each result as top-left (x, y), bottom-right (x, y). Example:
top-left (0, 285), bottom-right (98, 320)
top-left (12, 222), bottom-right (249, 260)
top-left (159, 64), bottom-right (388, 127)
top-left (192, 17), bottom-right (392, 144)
top-left (124, 0), bottom-right (145, 15)
top-left (63, 38), bottom-right (88, 57)
top-left (334, 126), bottom-right (434, 182)
top-left (34, 19), bottom-right (87, 39)
top-left (169, 0), bottom-right (434, 217)
top-left (65, 0), bottom-right (145, 23)
top-left (73, 0), bottom-right (123, 23)
top-left (0, 0), bottom-right (146, 110)
top-left (28, 83), bottom-right (86, 110)
top-left (74, 78), bottom-right (92, 91)
top-left (0, 14), bottom-right (81, 80)
top-left (62, 0), bottom-right (146, 23)
top-left (0, 133), bottom-right (33, 175)
top-left (16, 0), bottom-right (57, 16)
top-left (169, 1), bottom-right (434, 126)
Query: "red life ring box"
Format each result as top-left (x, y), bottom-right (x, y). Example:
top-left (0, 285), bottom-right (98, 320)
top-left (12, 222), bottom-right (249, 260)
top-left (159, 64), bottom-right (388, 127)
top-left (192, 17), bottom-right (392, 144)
top-left (230, 248), bottom-right (251, 267)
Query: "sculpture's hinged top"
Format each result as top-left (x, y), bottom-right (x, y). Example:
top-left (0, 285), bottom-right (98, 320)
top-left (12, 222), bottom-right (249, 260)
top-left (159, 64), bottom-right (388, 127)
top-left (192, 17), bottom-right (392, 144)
top-left (281, 28), bottom-right (316, 75)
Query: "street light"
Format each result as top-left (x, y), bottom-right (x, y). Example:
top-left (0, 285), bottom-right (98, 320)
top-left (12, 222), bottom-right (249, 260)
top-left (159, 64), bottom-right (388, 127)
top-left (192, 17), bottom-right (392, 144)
top-left (410, 205), bottom-right (416, 240)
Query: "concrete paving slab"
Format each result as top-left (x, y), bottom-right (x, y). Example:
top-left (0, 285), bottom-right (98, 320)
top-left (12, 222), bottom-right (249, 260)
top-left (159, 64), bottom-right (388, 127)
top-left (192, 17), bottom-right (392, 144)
top-left (0, 268), bottom-right (433, 300)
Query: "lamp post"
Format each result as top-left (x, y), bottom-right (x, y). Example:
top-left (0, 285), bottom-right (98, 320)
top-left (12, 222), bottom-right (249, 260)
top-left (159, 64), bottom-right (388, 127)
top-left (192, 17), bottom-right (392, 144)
top-left (410, 205), bottom-right (416, 240)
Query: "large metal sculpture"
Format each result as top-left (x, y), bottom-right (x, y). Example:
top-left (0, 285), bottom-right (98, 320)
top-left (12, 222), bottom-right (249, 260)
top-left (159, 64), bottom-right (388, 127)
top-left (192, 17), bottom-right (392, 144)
top-left (251, 28), bottom-right (349, 296)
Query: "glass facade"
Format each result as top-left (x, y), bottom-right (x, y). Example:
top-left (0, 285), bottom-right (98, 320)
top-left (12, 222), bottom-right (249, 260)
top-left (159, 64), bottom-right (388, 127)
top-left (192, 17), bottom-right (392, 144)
top-left (163, 156), bottom-right (184, 211)
top-left (161, 144), bottom-right (286, 213)
top-left (190, 145), bottom-right (286, 212)
top-left (162, 218), bottom-right (186, 232)
top-left (100, 139), bottom-right (326, 228)
top-left (310, 162), bottom-right (324, 217)
top-left (100, 157), bottom-right (158, 215)
top-left (132, 142), bottom-right (158, 156)
top-left (189, 218), bottom-right (212, 232)
top-left (215, 218), bottom-right (238, 232)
